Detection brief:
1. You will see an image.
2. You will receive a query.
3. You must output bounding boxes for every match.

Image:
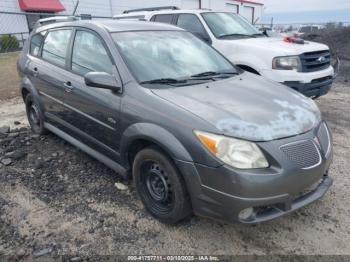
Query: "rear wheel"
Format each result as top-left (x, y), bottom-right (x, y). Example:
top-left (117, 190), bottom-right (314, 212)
top-left (25, 94), bottom-right (47, 135)
top-left (133, 147), bottom-right (192, 224)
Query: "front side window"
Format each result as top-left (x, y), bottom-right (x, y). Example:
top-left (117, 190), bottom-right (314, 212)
top-left (71, 30), bottom-right (113, 76)
top-left (176, 14), bottom-right (207, 36)
top-left (42, 29), bottom-right (72, 67)
top-left (113, 31), bottom-right (236, 83)
top-left (201, 12), bottom-right (262, 39)
top-left (152, 14), bottom-right (174, 24)
top-left (30, 31), bottom-right (46, 56)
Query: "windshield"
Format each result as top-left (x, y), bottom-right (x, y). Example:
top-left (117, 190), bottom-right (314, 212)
top-left (112, 31), bottom-right (236, 84)
top-left (201, 12), bottom-right (263, 39)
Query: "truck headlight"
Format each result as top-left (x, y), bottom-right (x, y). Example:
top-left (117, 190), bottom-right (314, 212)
top-left (194, 131), bottom-right (269, 169)
top-left (272, 56), bottom-right (301, 71)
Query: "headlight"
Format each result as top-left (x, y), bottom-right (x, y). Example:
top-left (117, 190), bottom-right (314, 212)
top-left (272, 56), bottom-right (301, 71)
top-left (194, 130), bottom-right (269, 169)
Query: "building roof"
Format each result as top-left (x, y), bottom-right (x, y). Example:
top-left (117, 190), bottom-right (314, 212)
top-left (234, 0), bottom-right (264, 6)
top-left (18, 0), bottom-right (65, 12)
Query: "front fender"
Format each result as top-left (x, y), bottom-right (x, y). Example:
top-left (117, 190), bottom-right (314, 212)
top-left (120, 123), bottom-right (193, 167)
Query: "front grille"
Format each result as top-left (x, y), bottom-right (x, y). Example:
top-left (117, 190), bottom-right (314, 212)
top-left (280, 140), bottom-right (321, 169)
top-left (317, 122), bottom-right (331, 156)
top-left (300, 50), bottom-right (331, 72)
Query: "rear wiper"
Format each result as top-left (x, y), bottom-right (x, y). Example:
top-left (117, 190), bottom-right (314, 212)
top-left (217, 33), bottom-right (253, 39)
top-left (140, 78), bottom-right (186, 85)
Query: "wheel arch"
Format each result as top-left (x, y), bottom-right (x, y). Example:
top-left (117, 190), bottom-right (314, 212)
top-left (120, 123), bottom-right (193, 171)
top-left (21, 77), bottom-right (44, 113)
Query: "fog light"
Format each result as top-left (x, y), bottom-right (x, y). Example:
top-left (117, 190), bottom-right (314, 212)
top-left (238, 207), bottom-right (255, 221)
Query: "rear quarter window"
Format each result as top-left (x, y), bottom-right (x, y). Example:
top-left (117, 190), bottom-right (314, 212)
top-left (152, 14), bottom-right (174, 24)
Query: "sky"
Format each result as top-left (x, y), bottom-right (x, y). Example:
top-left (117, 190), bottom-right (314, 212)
top-left (260, 0), bottom-right (350, 24)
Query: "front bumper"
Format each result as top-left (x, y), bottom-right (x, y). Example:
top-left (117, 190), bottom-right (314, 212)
top-left (283, 76), bottom-right (333, 98)
top-left (260, 66), bottom-right (334, 97)
top-left (176, 126), bottom-right (333, 224)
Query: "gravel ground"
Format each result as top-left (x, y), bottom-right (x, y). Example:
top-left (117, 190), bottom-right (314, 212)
top-left (0, 82), bottom-right (350, 258)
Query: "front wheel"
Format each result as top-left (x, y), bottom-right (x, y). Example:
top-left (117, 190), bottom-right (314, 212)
top-left (133, 147), bottom-right (192, 224)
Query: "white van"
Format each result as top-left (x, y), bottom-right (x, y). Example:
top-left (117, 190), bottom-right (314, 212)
top-left (114, 7), bottom-right (334, 98)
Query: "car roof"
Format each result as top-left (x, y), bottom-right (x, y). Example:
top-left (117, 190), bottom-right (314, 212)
top-left (34, 19), bottom-right (184, 33)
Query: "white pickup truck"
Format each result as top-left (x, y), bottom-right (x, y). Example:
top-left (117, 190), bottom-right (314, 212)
top-left (114, 7), bottom-right (334, 98)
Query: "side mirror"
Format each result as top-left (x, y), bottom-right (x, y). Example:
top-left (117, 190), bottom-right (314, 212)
top-left (84, 72), bottom-right (121, 92)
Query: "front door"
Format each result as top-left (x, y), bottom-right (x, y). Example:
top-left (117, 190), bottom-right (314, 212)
top-left (61, 29), bottom-right (122, 160)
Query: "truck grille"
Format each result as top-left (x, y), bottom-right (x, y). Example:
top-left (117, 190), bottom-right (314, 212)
top-left (300, 50), bottom-right (331, 72)
top-left (317, 122), bottom-right (331, 156)
top-left (280, 140), bottom-right (321, 169)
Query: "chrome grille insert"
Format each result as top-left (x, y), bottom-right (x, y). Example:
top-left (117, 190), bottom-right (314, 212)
top-left (280, 140), bottom-right (321, 169)
top-left (300, 50), bottom-right (331, 72)
top-left (317, 122), bottom-right (331, 156)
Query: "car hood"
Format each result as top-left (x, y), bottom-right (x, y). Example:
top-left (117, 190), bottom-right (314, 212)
top-left (151, 73), bottom-right (321, 141)
top-left (232, 37), bottom-right (329, 55)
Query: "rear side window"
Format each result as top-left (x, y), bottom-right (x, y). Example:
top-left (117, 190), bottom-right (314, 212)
top-left (30, 31), bottom-right (46, 56)
top-left (71, 30), bottom-right (113, 75)
top-left (42, 29), bottom-right (72, 67)
top-left (152, 14), bottom-right (174, 24)
top-left (176, 14), bottom-right (207, 35)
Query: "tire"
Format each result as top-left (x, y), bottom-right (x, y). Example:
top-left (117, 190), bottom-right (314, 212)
top-left (25, 94), bottom-right (47, 135)
top-left (133, 147), bottom-right (192, 224)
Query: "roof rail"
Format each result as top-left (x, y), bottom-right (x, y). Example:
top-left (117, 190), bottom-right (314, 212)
top-left (123, 6), bottom-right (179, 14)
top-left (34, 16), bottom-right (78, 28)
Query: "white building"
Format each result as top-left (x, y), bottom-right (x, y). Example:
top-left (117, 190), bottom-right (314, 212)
top-left (0, 0), bottom-right (264, 35)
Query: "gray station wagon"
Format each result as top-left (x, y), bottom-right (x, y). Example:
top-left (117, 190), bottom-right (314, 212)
top-left (17, 19), bottom-right (333, 224)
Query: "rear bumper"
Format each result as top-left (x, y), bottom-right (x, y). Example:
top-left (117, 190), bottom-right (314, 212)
top-left (283, 76), bottom-right (333, 97)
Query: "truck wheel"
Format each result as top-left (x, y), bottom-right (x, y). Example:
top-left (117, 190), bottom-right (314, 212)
top-left (25, 94), bottom-right (47, 135)
top-left (133, 147), bottom-right (192, 224)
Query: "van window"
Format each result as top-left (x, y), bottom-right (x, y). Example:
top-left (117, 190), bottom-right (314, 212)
top-left (30, 31), bottom-right (46, 56)
top-left (176, 14), bottom-right (207, 36)
top-left (152, 14), bottom-right (174, 24)
top-left (71, 30), bottom-right (113, 75)
top-left (42, 29), bottom-right (72, 67)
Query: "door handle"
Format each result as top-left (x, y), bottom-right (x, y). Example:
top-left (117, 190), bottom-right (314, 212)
top-left (32, 67), bottom-right (38, 77)
top-left (64, 81), bottom-right (73, 92)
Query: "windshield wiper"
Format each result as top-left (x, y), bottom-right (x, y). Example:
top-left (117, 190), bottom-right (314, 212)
top-left (140, 78), bottom-right (187, 85)
top-left (191, 71), bottom-right (238, 78)
top-left (252, 33), bottom-right (265, 37)
top-left (217, 33), bottom-right (253, 39)
top-left (191, 71), bottom-right (219, 77)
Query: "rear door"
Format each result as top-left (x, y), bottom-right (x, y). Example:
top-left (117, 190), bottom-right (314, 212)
top-left (60, 28), bottom-right (122, 159)
top-left (26, 28), bottom-right (73, 120)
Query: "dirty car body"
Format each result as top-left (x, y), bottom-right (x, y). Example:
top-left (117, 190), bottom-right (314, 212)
top-left (17, 20), bottom-right (333, 224)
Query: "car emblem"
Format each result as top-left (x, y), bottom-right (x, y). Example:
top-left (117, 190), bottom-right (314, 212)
top-left (317, 56), bottom-right (326, 63)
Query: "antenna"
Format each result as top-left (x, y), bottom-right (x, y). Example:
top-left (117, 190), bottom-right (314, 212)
top-left (72, 0), bottom-right (79, 16)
